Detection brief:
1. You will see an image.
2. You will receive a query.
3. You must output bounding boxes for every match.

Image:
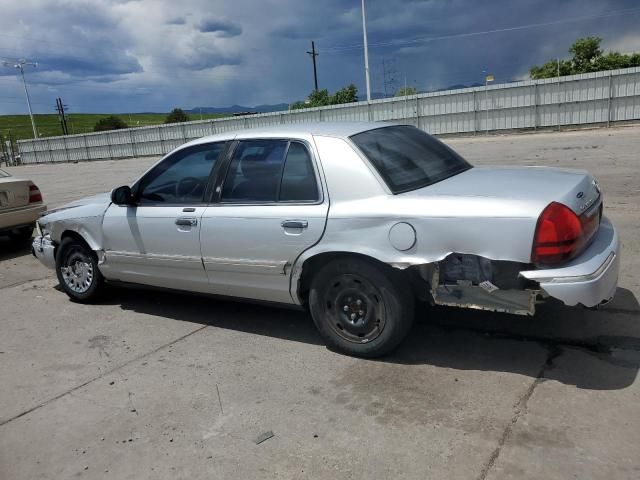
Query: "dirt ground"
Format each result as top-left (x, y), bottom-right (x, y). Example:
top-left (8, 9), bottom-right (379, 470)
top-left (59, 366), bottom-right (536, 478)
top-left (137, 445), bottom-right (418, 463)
top-left (1, 125), bottom-right (639, 479)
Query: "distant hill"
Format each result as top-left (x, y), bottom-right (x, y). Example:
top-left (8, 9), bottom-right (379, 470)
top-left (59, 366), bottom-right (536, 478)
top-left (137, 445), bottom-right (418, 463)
top-left (187, 103), bottom-right (289, 115)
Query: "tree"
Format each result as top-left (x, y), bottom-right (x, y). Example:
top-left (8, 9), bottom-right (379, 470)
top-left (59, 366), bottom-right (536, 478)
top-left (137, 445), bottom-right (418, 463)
top-left (330, 84), bottom-right (358, 104)
top-left (570, 37), bottom-right (602, 72)
top-left (93, 116), bottom-right (128, 132)
top-left (165, 108), bottom-right (190, 124)
top-left (530, 37), bottom-right (640, 79)
top-left (308, 89), bottom-right (331, 107)
top-left (395, 86), bottom-right (417, 97)
top-left (529, 59), bottom-right (572, 79)
top-left (291, 84), bottom-right (359, 110)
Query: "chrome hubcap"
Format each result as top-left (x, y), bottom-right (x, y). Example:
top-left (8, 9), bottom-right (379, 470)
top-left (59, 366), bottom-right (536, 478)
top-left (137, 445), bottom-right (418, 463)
top-left (61, 253), bottom-right (93, 293)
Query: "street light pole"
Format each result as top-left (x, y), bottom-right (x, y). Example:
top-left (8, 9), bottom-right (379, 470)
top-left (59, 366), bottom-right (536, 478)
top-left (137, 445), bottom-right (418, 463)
top-left (3, 59), bottom-right (38, 138)
top-left (361, 0), bottom-right (372, 102)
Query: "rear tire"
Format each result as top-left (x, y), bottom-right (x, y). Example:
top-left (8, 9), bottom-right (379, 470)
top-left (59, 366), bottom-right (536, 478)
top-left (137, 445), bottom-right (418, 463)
top-left (55, 237), bottom-right (105, 303)
top-left (8, 225), bottom-right (34, 244)
top-left (308, 257), bottom-right (414, 358)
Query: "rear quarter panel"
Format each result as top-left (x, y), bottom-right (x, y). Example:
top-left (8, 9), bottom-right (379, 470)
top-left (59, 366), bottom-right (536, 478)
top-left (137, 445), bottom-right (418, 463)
top-left (291, 135), bottom-right (542, 302)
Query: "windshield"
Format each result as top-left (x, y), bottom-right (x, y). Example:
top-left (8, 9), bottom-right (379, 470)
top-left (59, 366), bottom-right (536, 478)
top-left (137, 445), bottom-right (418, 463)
top-left (350, 125), bottom-right (472, 194)
top-left (0, 169), bottom-right (10, 178)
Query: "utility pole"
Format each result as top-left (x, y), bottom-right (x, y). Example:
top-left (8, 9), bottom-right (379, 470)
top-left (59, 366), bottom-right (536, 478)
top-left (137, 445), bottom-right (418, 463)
top-left (361, 0), bottom-right (372, 102)
top-left (2, 59), bottom-right (38, 138)
top-left (306, 41), bottom-right (319, 91)
top-left (55, 97), bottom-right (69, 135)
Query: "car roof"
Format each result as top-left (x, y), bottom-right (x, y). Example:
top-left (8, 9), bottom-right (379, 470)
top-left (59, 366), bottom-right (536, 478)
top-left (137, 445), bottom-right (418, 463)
top-left (183, 121), bottom-right (406, 149)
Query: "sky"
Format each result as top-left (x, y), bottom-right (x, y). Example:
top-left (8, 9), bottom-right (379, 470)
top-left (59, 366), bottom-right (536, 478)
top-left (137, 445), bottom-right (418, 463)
top-left (1, 0), bottom-right (640, 114)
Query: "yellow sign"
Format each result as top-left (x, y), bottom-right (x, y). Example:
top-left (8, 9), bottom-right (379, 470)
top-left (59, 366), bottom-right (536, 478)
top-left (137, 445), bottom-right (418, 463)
top-left (486, 74), bottom-right (494, 82)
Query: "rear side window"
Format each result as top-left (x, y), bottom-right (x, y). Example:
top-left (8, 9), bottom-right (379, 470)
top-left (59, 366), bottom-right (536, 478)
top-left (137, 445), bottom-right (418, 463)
top-left (221, 140), bottom-right (319, 203)
top-left (280, 142), bottom-right (319, 202)
top-left (351, 125), bottom-right (471, 194)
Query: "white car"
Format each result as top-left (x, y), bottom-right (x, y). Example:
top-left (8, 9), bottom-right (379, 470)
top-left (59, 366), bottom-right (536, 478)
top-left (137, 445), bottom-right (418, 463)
top-left (32, 123), bottom-right (619, 357)
top-left (0, 168), bottom-right (45, 243)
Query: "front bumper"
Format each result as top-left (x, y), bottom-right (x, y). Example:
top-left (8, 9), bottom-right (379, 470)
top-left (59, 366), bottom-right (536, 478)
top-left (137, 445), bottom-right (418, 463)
top-left (520, 216), bottom-right (619, 307)
top-left (32, 235), bottom-right (57, 270)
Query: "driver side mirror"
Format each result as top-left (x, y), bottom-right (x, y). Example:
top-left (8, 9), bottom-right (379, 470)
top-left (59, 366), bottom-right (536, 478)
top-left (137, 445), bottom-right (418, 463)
top-left (111, 185), bottom-right (135, 206)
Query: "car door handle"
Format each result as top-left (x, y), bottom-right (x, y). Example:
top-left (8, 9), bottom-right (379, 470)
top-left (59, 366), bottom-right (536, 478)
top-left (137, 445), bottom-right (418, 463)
top-left (281, 220), bottom-right (308, 229)
top-left (175, 217), bottom-right (198, 227)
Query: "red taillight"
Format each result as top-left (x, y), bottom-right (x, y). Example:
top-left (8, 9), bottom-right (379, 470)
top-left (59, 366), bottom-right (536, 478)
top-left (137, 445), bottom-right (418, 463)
top-left (532, 201), bottom-right (600, 265)
top-left (29, 184), bottom-right (43, 203)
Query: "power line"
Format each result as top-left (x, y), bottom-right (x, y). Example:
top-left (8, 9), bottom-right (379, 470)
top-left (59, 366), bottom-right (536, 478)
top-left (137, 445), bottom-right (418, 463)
top-left (323, 6), bottom-right (640, 53)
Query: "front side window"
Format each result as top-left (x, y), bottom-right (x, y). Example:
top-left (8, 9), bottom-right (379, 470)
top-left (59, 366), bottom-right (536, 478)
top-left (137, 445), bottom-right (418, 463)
top-left (138, 142), bottom-right (226, 204)
top-left (221, 140), bottom-right (318, 203)
top-left (350, 126), bottom-right (472, 194)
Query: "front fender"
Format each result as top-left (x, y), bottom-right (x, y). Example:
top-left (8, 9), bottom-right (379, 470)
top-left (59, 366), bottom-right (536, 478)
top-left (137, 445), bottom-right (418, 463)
top-left (42, 201), bottom-right (110, 251)
top-left (49, 215), bottom-right (105, 251)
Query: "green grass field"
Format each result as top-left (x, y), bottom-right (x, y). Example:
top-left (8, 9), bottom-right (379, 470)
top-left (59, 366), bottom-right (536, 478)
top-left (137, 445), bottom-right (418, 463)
top-left (0, 112), bottom-right (229, 141)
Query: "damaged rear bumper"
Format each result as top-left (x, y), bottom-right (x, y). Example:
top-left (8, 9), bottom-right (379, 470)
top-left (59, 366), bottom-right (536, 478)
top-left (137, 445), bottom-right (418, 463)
top-left (519, 216), bottom-right (619, 308)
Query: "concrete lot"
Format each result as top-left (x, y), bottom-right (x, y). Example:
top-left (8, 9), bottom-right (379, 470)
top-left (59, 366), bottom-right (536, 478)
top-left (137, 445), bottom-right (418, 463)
top-left (1, 126), bottom-right (639, 479)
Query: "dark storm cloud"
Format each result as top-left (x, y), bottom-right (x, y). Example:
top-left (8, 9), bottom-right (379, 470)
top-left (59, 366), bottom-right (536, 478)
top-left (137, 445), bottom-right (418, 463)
top-left (305, 0), bottom-right (640, 91)
top-left (1, 0), bottom-right (640, 114)
top-left (0, 1), bottom-right (142, 80)
top-left (166, 16), bottom-right (187, 25)
top-left (179, 51), bottom-right (242, 70)
top-left (197, 17), bottom-right (242, 37)
top-left (34, 49), bottom-right (142, 78)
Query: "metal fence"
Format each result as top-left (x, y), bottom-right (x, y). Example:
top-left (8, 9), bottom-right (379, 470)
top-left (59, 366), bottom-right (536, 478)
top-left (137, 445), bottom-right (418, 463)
top-left (17, 66), bottom-right (640, 164)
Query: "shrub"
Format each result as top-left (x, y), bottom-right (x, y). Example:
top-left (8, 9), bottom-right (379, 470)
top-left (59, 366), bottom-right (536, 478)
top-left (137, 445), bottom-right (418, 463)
top-left (165, 108), bottom-right (190, 124)
top-left (93, 116), bottom-right (129, 132)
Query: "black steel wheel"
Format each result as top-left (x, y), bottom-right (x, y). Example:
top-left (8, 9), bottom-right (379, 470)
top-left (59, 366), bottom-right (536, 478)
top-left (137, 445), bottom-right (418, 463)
top-left (323, 272), bottom-right (387, 343)
top-left (309, 256), bottom-right (414, 357)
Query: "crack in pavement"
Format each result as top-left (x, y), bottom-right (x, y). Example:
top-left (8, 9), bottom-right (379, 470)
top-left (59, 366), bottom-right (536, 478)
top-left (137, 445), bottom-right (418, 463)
top-left (0, 276), bottom-right (50, 290)
top-left (477, 346), bottom-right (563, 480)
top-left (0, 325), bottom-right (208, 428)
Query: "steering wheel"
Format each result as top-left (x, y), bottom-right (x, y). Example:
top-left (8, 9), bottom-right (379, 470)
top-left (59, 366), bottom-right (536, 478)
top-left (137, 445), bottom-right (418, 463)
top-left (175, 177), bottom-right (203, 200)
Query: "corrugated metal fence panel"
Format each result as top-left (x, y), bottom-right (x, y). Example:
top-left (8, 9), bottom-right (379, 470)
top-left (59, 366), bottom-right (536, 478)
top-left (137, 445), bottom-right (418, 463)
top-left (16, 67), bottom-right (640, 164)
top-left (183, 121), bottom-right (214, 140)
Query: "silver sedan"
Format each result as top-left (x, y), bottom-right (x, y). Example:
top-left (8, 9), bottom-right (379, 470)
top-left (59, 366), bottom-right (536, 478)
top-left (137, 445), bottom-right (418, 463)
top-left (32, 122), bottom-right (619, 357)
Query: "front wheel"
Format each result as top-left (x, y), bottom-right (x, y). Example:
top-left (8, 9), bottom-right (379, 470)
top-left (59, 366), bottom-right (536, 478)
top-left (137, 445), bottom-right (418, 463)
top-left (55, 237), bottom-right (105, 303)
top-left (308, 257), bottom-right (414, 357)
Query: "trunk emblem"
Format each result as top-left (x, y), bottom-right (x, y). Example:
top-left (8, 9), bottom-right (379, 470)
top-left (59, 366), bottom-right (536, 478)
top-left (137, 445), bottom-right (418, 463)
top-left (576, 191), bottom-right (584, 199)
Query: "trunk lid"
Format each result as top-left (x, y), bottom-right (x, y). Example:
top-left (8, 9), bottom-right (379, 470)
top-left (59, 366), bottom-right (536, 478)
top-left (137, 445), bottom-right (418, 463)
top-left (411, 166), bottom-right (600, 215)
top-left (0, 177), bottom-right (31, 211)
